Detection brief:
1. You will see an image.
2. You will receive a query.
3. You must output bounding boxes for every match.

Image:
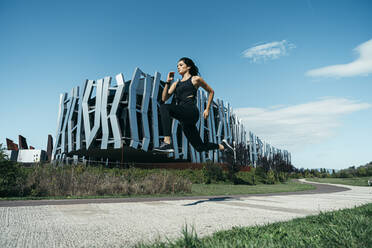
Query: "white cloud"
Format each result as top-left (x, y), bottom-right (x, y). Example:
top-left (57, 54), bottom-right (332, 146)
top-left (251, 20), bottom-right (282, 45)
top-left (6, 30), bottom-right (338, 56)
top-left (242, 40), bottom-right (295, 63)
top-left (234, 98), bottom-right (371, 151)
top-left (306, 38), bottom-right (372, 78)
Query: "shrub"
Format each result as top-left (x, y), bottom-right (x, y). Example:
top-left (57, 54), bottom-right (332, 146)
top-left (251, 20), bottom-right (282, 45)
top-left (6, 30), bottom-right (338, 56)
top-left (174, 169), bottom-right (205, 184)
top-left (357, 167), bottom-right (367, 177)
top-left (367, 166), bottom-right (372, 176)
top-left (250, 166), bottom-right (282, 184)
top-left (320, 172), bottom-right (330, 178)
top-left (22, 164), bottom-right (192, 197)
top-left (255, 166), bottom-right (266, 178)
top-left (0, 160), bottom-right (28, 197)
top-left (236, 171), bottom-right (256, 185)
top-left (304, 171), bottom-right (313, 178)
top-left (266, 170), bottom-right (276, 184)
top-left (339, 170), bottom-right (353, 178)
top-left (140, 173), bottom-right (192, 195)
top-left (277, 171), bottom-right (287, 183)
top-left (289, 172), bottom-right (302, 179)
top-left (202, 162), bottom-right (225, 184)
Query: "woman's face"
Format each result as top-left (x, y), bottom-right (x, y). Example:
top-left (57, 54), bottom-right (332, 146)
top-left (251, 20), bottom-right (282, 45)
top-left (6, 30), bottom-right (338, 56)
top-left (177, 60), bottom-right (190, 75)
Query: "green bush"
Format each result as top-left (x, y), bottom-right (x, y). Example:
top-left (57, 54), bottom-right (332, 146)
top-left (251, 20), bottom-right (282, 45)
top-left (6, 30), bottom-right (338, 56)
top-left (235, 166), bottom-right (290, 185)
top-left (253, 166), bottom-right (270, 184)
top-left (289, 172), bottom-right (302, 179)
top-left (202, 162), bottom-right (225, 184)
top-left (0, 158), bottom-right (296, 198)
top-left (320, 172), bottom-right (330, 178)
top-left (266, 170), bottom-right (276, 184)
top-left (235, 171), bottom-right (256, 185)
top-left (368, 166), bottom-right (372, 177)
top-left (2, 164), bottom-right (192, 197)
top-left (277, 171), bottom-right (287, 183)
top-left (357, 167), bottom-right (367, 177)
top-left (255, 166), bottom-right (267, 179)
top-left (0, 160), bottom-right (28, 197)
top-left (304, 171), bottom-right (313, 178)
top-left (339, 170), bottom-right (353, 178)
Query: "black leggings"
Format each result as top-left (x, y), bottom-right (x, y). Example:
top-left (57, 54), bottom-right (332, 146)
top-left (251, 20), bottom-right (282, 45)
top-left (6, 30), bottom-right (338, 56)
top-left (159, 102), bottom-right (220, 152)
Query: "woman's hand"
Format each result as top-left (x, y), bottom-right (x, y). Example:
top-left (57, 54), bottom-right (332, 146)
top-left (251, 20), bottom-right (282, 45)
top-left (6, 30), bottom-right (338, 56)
top-left (167, 71), bottom-right (175, 82)
top-left (203, 109), bottom-right (210, 119)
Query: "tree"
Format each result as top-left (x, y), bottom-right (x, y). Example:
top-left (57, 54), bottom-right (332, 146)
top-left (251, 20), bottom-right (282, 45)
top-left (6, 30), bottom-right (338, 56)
top-left (0, 144), bottom-right (7, 161)
top-left (357, 167), bottom-right (367, 177)
top-left (222, 143), bottom-right (243, 182)
top-left (0, 144), bottom-right (28, 197)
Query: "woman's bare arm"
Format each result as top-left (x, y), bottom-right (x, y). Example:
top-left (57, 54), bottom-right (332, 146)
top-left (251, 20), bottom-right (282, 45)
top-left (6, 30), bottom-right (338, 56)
top-left (162, 72), bottom-right (178, 102)
top-left (162, 80), bottom-right (179, 102)
top-left (162, 83), bottom-right (170, 102)
top-left (193, 76), bottom-right (214, 119)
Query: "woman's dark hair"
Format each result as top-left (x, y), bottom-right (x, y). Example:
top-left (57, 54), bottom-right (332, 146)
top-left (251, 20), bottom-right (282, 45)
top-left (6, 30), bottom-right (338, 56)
top-left (179, 57), bottom-right (199, 76)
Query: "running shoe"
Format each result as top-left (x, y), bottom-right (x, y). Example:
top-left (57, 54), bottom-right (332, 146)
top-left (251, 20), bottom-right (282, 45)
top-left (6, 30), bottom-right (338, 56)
top-left (153, 141), bottom-right (174, 153)
top-left (221, 139), bottom-right (235, 154)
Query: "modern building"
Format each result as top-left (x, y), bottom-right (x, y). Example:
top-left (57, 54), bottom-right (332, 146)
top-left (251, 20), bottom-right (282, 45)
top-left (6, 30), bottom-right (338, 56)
top-left (52, 67), bottom-right (291, 166)
top-left (4, 135), bottom-right (51, 164)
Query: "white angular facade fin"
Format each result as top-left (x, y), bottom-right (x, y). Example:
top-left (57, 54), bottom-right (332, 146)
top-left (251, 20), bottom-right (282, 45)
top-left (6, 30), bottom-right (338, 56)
top-left (182, 132), bottom-right (188, 160)
top-left (171, 120), bottom-right (180, 159)
top-left (67, 87), bottom-right (79, 152)
top-left (52, 93), bottom-right (67, 160)
top-left (111, 74), bottom-right (125, 148)
top-left (140, 74), bottom-right (152, 151)
top-left (151, 72), bottom-right (161, 148)
top-left (61, 91), bottom-right (73, 154)
top-left (101, 76), bottom-right (112, 149)
top-left (76, 82), bottom-right (86, 151)
top-left (82, 79), bottom-right (102, 149)
top-left (128, 67), bottom-right (142, 149)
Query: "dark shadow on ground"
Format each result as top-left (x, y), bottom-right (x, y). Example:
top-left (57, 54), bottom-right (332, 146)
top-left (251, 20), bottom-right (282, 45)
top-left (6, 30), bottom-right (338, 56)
top-left (183, 196), bottom-right (237, 206)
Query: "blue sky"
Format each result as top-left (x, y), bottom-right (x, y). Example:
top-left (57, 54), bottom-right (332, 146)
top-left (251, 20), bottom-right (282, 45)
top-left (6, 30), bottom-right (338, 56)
top-left (1, 0), bottom-right (371, 169)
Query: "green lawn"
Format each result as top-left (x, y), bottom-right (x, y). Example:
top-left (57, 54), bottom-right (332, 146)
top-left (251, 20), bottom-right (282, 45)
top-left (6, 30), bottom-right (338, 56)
top-left (191, 180), bottom-right (314, 196)
top-left (136, 203), bottom-right (372, 248)
top-left (0, 180), bottom-right (314, 201)
top-left (306, 177), bottom-right (371, 186)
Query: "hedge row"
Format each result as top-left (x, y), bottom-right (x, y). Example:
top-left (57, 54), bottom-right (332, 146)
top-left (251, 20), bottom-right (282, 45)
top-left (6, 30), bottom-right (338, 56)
top-left (0, 160), bottom-right (292, 197)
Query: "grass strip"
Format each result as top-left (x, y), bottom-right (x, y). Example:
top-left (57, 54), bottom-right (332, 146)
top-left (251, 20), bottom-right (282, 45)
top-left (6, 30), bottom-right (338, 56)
top-left (0, 181), bottom-right (315, 201)
top-left (137, 203), bottom-right (372, 248)
top-left (306, 177), bottom-right (371, 187)
top-left (191, 180), bottom-right (314, 195)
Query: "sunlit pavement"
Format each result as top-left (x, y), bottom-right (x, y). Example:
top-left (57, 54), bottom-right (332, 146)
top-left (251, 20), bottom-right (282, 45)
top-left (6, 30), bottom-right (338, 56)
top-left (1, 179), bottom-right (371, 248)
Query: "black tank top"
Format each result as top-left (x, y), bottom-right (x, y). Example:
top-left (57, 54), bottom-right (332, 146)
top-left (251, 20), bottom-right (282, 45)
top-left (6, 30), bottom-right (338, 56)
top-left (175, 76), bottom-right (198, 105)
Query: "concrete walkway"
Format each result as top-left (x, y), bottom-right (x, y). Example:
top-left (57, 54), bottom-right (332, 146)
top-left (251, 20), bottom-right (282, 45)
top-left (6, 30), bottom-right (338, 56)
top-left (1, 180), bottom-right (371, 248)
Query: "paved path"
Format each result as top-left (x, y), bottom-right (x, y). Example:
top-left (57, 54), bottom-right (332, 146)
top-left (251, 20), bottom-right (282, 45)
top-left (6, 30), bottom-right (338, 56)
top-left (1, 180), bottom-right (371, 247)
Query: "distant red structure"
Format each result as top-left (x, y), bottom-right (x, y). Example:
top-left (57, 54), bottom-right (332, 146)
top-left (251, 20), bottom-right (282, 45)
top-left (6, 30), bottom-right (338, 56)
top-left (6, 135), bottom-right (51, 152)
top-left (18, 135), bottom-right (28, 149)
top-left (4, 135), bottom-right (50, 163)
top-left (6, 138), bottom-right (18, 151)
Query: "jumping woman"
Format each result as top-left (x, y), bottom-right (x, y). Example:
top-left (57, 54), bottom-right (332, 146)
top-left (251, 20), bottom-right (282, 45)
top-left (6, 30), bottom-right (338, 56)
top-left (153, 57), bottom-right (234, 155)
